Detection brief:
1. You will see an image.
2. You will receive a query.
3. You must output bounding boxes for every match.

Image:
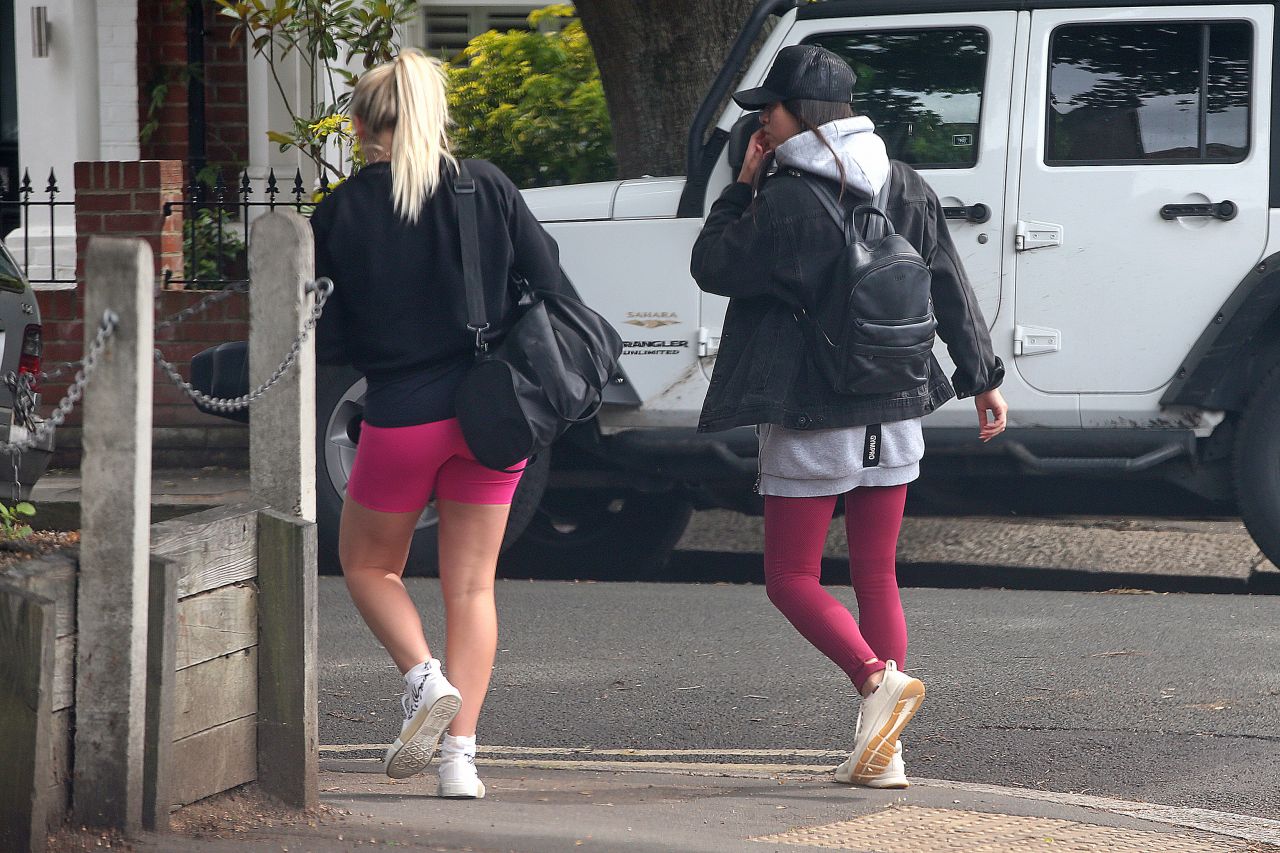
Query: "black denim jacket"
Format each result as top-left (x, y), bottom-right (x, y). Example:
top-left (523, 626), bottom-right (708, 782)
top-left (691, 161), bottom-right (1004, 433)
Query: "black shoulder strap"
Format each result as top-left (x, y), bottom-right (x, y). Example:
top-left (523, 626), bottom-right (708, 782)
top-left (799, 172), bottom-right (894, 242)
top-left (453, 162), bottom-right (489, 353)
top-left (797, 173), bottom-right (848, 232)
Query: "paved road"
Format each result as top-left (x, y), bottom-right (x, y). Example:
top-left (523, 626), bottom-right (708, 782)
top-left (318, 578), bottom-right (1280, 823)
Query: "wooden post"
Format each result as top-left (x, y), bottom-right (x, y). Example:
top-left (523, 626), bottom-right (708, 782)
top-left (256, 510), bottom-right (318, 808)
top-left (74, 236), bottom-right (154, 832)
top-left (0, 583), bottom-right (55, 853)
top-left (142, 557), bottom-right (177, 831)
top-left (248, 209), bottom-right (316, 522)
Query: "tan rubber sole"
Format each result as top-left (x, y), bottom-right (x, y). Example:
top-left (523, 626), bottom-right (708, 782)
top-left (384, 694), bottom-right (462, 780)
top-left (849, 680), bottom-right (925, 782)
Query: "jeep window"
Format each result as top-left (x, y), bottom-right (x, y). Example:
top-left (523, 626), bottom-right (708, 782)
top-left (806, 29), bottom-right (987, 169)
top-left (0, 249), bottom-right (23, 293)
top-left (1047, 22), bottom-right (1251, 165)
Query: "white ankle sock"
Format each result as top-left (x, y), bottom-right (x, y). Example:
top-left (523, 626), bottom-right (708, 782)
top-left (404, 658), bottom-right (438, 687)
top-left (440, 733), bottom-right (476, 760)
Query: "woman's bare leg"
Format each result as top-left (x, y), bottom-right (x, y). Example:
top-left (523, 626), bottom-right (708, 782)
top-left (435, 499), bottom-right (510, 737)
top-left (339, 499), bottom-right (432, 673)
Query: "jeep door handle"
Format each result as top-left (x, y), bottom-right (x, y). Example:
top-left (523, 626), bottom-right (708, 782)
top-left (1159, 200), bottom-right (1237, 221)
top-left (942, 203), bottom-right (991, 224)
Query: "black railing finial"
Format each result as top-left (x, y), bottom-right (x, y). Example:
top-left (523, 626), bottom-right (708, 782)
top-left (46, 169), bottom-right (58, 198)
top-left (266, 168), bottom-right (279, 208)
top-left (19, 169), bottom-right (31, 199)
top-left (292, 169), bottom-right (305, 206)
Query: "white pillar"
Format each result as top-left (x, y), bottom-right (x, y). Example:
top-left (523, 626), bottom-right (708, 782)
top-left (14, 0), bottom-right (100, 180)
top-left (95, 0), bottom-right (140, 161)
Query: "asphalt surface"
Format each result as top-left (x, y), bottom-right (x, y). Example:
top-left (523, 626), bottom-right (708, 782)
top-left (318, 579), bottom-right (1280, 823)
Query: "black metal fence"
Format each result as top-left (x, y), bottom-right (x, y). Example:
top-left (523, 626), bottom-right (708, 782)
top-left (164, 168), bottom-right (332, 289)
top-left (0, 169), bottom-right (77, 287)
top-left (0, 165), bottom-right (335, 291)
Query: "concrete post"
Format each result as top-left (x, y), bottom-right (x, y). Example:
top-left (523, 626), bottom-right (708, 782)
top-left (247, 209), bottom-right (318, 808)
top-left (247, 209), bottom-right (316, 521)
top-left (73, 236), bottom-right (154, 832)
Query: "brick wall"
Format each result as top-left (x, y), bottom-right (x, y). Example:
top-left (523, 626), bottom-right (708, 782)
top-left (137, 0), bottom-right (249, 173)
top-left (36, 160), bottom-right (249, 467)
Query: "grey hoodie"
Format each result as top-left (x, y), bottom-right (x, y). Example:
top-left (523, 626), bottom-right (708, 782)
top-left (774, 116), bottom-right (890, 195)
top-left (757, 117), bottom-right (923, 498)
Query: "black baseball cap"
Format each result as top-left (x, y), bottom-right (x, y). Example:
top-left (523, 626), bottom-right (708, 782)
top-left (733, 44), bottom-right (856, 109)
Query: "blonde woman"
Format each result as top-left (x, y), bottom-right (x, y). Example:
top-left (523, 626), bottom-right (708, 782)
top-left (312, 49), bottom-right (566, 798)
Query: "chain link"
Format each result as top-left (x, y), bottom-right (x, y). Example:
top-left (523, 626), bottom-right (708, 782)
top-left (154, 281), bottom-right (249, 334)
top-left (154, 278), bottom-right (332, 412)
top-left (37, 283), bottom-right (250, 385)
top-left (0, 279), bottom-right (320, 481)
top-left (0, 311), bottom-right (118, 456)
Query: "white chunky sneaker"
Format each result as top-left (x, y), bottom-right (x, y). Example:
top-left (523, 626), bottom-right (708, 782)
top-left (383, 672), bottom-right (462, 780)
top-left (437, 745), bottom-right (486, 799)
top-left (836, 661), bottom-right (925, 784)
top-left (843, 739), bottom-right (909, 789)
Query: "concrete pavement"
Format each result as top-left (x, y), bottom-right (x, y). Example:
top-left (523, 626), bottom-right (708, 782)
top-left (32, 468), bottom-right (1280, 851)
top-left (115, 763), bottom-right (1280, 852)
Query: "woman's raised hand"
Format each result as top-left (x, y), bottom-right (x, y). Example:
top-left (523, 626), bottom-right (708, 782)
top-left (737, 128), bottom-right (771, 186)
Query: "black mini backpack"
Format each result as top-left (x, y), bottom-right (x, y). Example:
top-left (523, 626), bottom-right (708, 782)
top-left (793, 170), bottom-right (937, 396)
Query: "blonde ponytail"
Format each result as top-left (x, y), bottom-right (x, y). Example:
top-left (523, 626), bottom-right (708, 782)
top-left (350, 48), bottom-right (456, 224)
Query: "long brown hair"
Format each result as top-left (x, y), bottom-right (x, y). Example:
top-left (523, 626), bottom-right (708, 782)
top-left (781, 98), bottom-right (856, 201)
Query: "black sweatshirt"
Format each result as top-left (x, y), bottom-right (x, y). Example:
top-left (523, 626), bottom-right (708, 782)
top-left (312, 159), bottom-right (564, 426)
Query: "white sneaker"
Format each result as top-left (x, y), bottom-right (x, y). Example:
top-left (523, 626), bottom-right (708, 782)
top-left (836, 661), bottom-right (925, 784)
top-left (839, 740), bottom-right (909, 789)
top-left (437, 750), bottom-right (486, 799)
top-left (384, 672), bottom-right (462, 780)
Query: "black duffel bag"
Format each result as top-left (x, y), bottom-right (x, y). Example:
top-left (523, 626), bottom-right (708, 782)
top-left (452, 164), bottom-right (622, 471)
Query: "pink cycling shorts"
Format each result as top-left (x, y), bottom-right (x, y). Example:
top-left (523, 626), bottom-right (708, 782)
top-left (346, 417), bottom-right (523, 513)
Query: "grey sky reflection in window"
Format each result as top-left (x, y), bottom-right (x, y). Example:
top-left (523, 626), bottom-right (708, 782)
top-left (1047, 22), bottom-right (1250, 164)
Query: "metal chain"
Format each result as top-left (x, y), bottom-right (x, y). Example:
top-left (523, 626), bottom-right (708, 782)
top-left (0, 311), bottom-right (118, 456)
top-left (154, 278), bottom-right (332, 412)
top-left (155, 281), bottom-right (249, 334)
top-left (38, 283), bottom-right (249, 384)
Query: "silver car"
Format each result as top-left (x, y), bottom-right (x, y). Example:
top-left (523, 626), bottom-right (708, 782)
top-left (0, 240), bottom-right (52, 498)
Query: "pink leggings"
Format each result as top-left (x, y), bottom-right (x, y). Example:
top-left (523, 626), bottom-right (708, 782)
top-left (764, 485), bottom-right (908, 691)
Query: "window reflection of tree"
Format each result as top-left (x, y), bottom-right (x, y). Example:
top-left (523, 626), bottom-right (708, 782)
top-left (809, 30), bottom-right (987, 167)
top-left (1048, 23), bottom-right (1250, 162)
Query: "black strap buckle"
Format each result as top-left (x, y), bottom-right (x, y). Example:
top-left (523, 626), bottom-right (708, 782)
top-left (468, 323), bottom-right (489, 353)
top-left (455, 178), bottom-right (476, 195)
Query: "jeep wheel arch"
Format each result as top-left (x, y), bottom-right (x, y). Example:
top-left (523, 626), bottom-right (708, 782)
top-left (1162, 251), bottom-right (1280, 412)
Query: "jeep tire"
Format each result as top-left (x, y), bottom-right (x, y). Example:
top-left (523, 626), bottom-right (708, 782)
top-left (316, 365), bottom-right (549, 576)
top-left (499, 489), bottom-right (694, 580)
top-left (1234, 363), bottom-right (1280, 569)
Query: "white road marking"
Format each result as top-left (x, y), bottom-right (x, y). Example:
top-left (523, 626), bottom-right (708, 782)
top-left (320, 743), bottom-right (1280, 846)
top-left (320, 744), bottom-right (847, 758)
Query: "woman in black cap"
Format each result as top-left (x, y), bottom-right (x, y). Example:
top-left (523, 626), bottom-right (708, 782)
top-left (691, 43), bottom-right (1007, 788)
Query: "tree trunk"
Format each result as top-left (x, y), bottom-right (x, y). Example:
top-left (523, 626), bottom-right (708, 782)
top-left (575, 0), bottom-right (759, 178)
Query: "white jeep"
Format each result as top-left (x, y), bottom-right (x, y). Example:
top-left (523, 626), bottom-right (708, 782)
top-left (318, 0), bottom-right (1280, 576)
